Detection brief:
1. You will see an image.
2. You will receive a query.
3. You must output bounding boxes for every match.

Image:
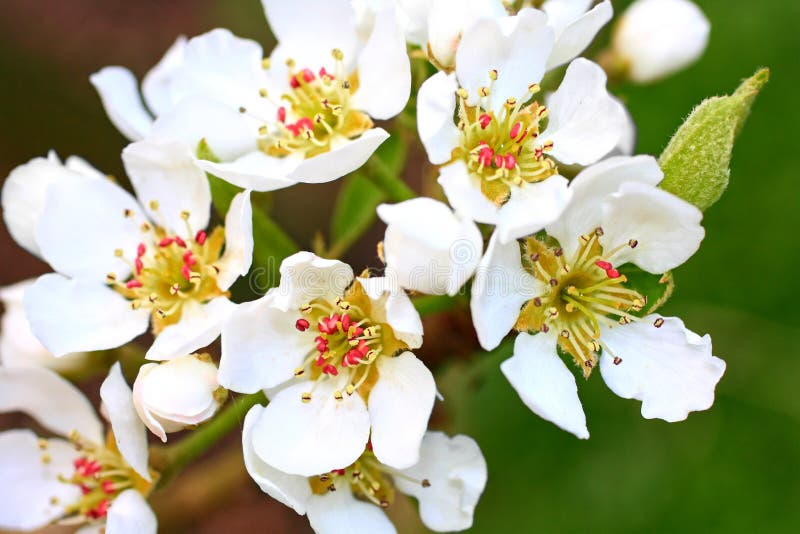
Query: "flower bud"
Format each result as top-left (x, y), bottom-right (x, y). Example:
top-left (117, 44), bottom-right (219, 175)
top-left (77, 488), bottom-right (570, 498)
top-left (612, 0), bottom-right (710, 83)
top-left (133, 354), bottom-right (225, 441)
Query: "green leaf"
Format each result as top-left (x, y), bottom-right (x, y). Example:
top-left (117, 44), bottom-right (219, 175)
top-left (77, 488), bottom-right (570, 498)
top-left (198, 139), bottom-right (299, 290)
top-left (365, 134), bottom-right (415, 202)
top-left (658, 68), bottom-right (769, 211)
top-left (330, 174), bottom-right (386, 243)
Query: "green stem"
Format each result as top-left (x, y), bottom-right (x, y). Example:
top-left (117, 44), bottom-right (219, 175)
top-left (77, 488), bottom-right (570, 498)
top-left (367, 153), bottom-right (416, 202)
top-left (152, 391), bottom-right (266, 488)
top-left (413, 294), bottom-right (462, 316)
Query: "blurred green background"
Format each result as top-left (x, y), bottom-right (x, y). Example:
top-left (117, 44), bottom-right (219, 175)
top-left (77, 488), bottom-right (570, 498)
top-left (0, 0), bottom-right (798, 532)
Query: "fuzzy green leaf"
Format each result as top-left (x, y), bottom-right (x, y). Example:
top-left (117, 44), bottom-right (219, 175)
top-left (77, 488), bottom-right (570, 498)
top-left (659, 68), bottom-right (769, 211)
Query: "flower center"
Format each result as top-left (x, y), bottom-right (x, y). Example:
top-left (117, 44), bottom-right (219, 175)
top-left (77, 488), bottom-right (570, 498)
top-left (106, 203), bottom-right (227, 334)
top-left (292, 281), bottom-right (408, 403)
top-left (515, 229), bottom-right (644, 377)
top-left (258, 49), bottom-right (373, 159)
top-left (455, 70), bottom-right (557, 206)
top-left (308, 445), bottom-right (429, 508)
top-left (39, 431), bottom-right (152, 525)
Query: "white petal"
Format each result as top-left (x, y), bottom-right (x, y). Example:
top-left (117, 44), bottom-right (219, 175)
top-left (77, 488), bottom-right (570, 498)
top-left (438, 161), bottom-right (499, 225)
top-left (545, 155), bottom-right (663, 259)
top-left (501, 332), bottom-right (589, 438)
top-left (395, 0), bottom-right (430, 45)
top-left (146, 298), bottom-right (236, 361)
top-left (427, 0), bottom-right (508, 71)
top-left (105, 489), bottom-right (157, 534)
top-left (287, 128), bottom-right (390, 184)
top-left (495, 175), bottom-right (572, 243)
top-left (242, 405), bottom-right (312, 514)
top-left (541, 0), bottom-right (593, 31)
top-left (600, 181), bottom-right (704, 273)
top-left (64, 155), bottom-right (107, 180)
top-left (90, 66), bottom-right (152, 141)
top-left (35, 176), bottom-right (142, 281)
top-left (216, 190), bottom-right (254, 290)
top-left (0, 366), bottom-right (102, 442)
top-left (168, 29), bottom-right (269, 111)
top-left (100, 363), bottom-right (151, 481)
top-left (150, 95), bottom-right (257, 162)
top-left (542, 58), bottom-right (627, 165)
top-left (1, 153), bottom-right (96, 258)
top-left (141, 35), bottom-right (187, 116)
top-left (194, 151), bottom-right (297, 192)
top-left (122, 138), bottom-right (211, 237)
top-left (395, 432), bottom-right (487, 532)
top-left (609, 97), bottom-right (638, 156)
top-left (219, 292), bottom-right (308, 393)
top-left (356, 277), bottom-right (423, 349)
top-left (470, 233), bottom-right (541, 351)
top-left (456, 8), bottom-right (553, 109)
top-left (306, 484), bottom-right (396, 534)
top-left (0, 430), bottom-right (80, 531)
top-left (263, 0), bottom-right (358, 70)
top-left (24, 274), bottom-right (150, 357)
top-left (417, 72), bottom-right (459, 165)
top-left (546, 0), bottom-right (612, 70)
top-left (351, 8), bottom-right (411, 120)
top-left (600, 315), bottom-right (726, 422)
top-left (0, 279), bottom-right (88, 370)
top-left (134, 355), bottom-right (220, 439)
top-left (131, 364), bottom-right (170, 441)
top-left (613, 0), bottom-right (710, 83)
top-left (252, 380), bottom-right (370, 476)
top-left (378, 198), bottom-right (482, 296)
top-left (273, 252), bottom-right (354, 312)
top-left (369, 353), bottom-right (436, 469)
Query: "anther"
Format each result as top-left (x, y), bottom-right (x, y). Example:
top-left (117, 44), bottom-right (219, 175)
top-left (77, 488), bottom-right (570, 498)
top-left (239, 106), bottom-right (247, 113)
top-left (259, 88), bottom-right (268, 98)
top-left (549, 278), bottom-right (558, 287)
top-left (595, 227), bottom-right (605, 236)
top-left (478, 86), bottom-right (490, 98)
top-left (333, 390), bottom-right (343, 401)
top-left (533, 297), bottom-right (542, 307)
top-left (488, 69), bottom-right (498, 81)
top-left (301, 392), bottom-right (312, 403)
top-left (560, 330), bottom-right (570, 339)
top-left (123, 208), bottom-right (134, 218)
top-left (613, 357), bottom-right (623, 365)
top-left (296, 318), bottom-right (310, 331)
top-left (332, 48), bottom-right (344, 60)
top-left (421, 479), bottom-right (431, 488)
top-left (629, 239), bottom-right (639, 248)
top-left (106, 273), bottom-right (117, 283)
top-left (149, 200), bottom-right (159, 210)
top-left (654, 318), bottom-right (665, 328)
top-left (261, 57), bottom-right (271, 69)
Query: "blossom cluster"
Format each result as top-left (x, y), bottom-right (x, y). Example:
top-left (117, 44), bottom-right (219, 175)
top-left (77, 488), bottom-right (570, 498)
top-left (0, 0), bottom-right (747, 533)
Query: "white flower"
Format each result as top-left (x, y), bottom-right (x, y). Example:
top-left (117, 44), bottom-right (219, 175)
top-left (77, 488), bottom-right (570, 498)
top-left (243, 405), bottom-right (487, 533)
top-left (219, 252), bottom-right (435, 476)
top-left (0, 364), bottom-right (156, 532)
top-left (377, 198), bottom-right (482, 296)
top-left (92, 0), bottom-right (411, 192)
top-left (0, 279), bottom-right (88, 371)
top-left (471, 156), bottom-right (726, 437)
top-left (2, 145), bottom-right (252, 359)
top-left (132, 353), bottom-right (225, 442)
top-left (395, 0), bottom-right (611, 72)
top-left (417, 9), bottom-right (627, 243)
top-left (612, 0), bottom-right (710, 83)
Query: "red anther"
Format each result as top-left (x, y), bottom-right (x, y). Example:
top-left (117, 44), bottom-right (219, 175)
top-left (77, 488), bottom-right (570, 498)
top-left (315, 355), bottom-right (326, 367)
top-left (322, 364), bottom-right (338, 376)
top-left (318, 316), bottom-right (338, 334)
top-left (74, 457), bottom-right (87, 468)
top-left (181, 264), bottom-right (192, 281)
top-left (356, 340), bottom-right (370, 355)
top-left (479, 140), bottom-right (488, 146)
top-left (606, 268), bottom-right (621, 279)
top-left (137, 243), bottom-right (146, 258)
top-left (126, 279), bottom-right (143, 289)
top-left (344, 349), bottom-right (362, 366)
top-left (174, 236), bottom-right (187, 248)
top-left (301, 68), bottom-right (315, 82)
top-left (510, 122), bottom-right (522, 139)
top-left (295, 318), bottom-right (310, 331)
top-left (290, 76), bottom-right (300, 88)
top-left (595, 261), bottom-right (613, 271)
top-left (493, 154), bottom-right (505, 168)
top-left (516, 128), bottom-right (529, 143)
top-left (195, 230), bottom-right (207, 245)
top-left (319, 67), bottom-right (334, 79)
top-left (277, 106), bottom-right (287, 123)
top-left (316, 339), bottom-right (329, 353)
top-left (504, 154), bottom-right (517, 169)
top-left (341, 314), bottom-right (351, 331)
top-left (349, 326), bottom-right (364, 339)
top-left (333, 468), bottom-right (346, 476)
top-left (101, 479), bottom-right (115, 495)
top-left (478, 114), bottom-right (492, 129)
top-left (287, 122), bottom-right (302, 136)
top-left (159, 237), bottom-right (174, 247)
top-left (183, 250), bottom-right (197, 266)
top-left (478, 146), bottom-right (494, 167)
top-left (79, 483), bottom-right (92, 495)
top-left (88, 499), bottom-right (110, 519)
top-left (135, 258), bottom-right (144, 275)
top-left (297, 117), bottom-right (314, 131)
top-left (80, 460), bottom-right (101, 477)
